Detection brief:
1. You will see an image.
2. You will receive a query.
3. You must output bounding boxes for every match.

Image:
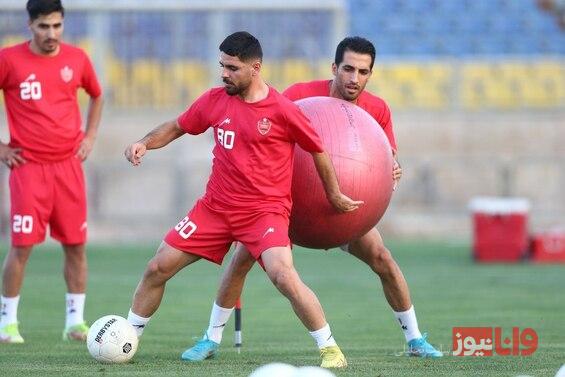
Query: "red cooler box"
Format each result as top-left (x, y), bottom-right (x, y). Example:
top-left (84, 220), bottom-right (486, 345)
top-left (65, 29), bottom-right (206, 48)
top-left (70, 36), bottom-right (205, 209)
top-left (531, 228), bottom-right (565, 263)
top-left (469, 197), bottom-right (530, 262)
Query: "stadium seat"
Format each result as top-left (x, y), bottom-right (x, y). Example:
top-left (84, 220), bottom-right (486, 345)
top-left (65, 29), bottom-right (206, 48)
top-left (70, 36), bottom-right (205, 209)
top-left (130, 60), bottom-right (174, 109)
top-left (105, 58), bottom-right (131, 108)
top-left (279, 59), bottom-right (316, 89)
top-left (1, 35), bottom-right (25, 48)
top-left (171, 61), bottom-right (209, 103)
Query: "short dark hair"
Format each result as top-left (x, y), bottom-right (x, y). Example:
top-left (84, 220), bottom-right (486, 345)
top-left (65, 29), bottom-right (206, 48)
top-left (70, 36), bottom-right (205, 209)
top-left (219, 31), bottom-right (263, 62)
top-left (334, 36), bottom-right (376, 70)
top-left (26, 0), bottom-right (64, 21)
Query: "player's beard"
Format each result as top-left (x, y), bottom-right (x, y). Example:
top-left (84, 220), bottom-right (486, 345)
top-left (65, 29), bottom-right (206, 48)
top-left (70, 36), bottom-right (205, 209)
top-left (40, 38), bottom-right (59, 54)
top-left (223, 78), bottom-right (250, 96)
top-left (338, 83), bottom-right (361, 101)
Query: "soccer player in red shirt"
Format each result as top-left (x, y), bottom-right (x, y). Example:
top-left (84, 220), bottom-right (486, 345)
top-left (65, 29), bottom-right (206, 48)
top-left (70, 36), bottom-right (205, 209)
top-left (0, 0), bottom-right (103, 343)
top-left (124, 31), bottom-right (359, 368)
top-left (184, 37), bottom-right (444, 360)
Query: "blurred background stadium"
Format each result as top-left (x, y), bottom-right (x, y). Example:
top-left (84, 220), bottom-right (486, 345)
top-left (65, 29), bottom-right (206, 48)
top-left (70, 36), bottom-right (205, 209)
top-left (0, 0), bottom-right (564, 243)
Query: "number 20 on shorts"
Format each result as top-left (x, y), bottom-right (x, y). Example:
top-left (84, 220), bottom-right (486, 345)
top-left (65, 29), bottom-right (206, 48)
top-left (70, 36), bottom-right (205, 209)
top-left (13, 214), bottom-right (33, 233)
top-left (174, 216), bottom-right (197, 239)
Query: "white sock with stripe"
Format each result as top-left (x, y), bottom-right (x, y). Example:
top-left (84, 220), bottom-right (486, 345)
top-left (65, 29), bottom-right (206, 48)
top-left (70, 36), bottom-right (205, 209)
top-left (309, 323), bottom-right (337, 349)
top-left (65, 293), bottom-right (86, 328)
top-left (205, 301), bottom-right (234, 344)
top-left (394, 305), bottom-right (422, 342)
top-left (127, 309), bottom-right (151, 338)
top-left (0, 295), bottom-right (20, 327)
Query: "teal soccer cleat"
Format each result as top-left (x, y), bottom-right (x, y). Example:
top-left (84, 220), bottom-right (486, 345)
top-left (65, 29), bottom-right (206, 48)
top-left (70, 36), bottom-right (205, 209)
top-left (407, 333), bottom-right (443, 358)
top-left (181, 334), bottom-right (220, 362)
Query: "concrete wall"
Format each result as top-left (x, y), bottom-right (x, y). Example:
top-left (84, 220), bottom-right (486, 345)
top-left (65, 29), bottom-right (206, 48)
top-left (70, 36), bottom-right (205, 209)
top-left (1, 109), bottom-right (563, 242)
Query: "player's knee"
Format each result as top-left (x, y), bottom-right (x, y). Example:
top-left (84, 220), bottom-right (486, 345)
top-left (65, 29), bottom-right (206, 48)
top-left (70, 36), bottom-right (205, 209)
top-left (144, 259), bottom-right (172, 283)
top-left (267, 266), bottom-right (299, 296)
top-left (368, 246), bottom-right (395, 274)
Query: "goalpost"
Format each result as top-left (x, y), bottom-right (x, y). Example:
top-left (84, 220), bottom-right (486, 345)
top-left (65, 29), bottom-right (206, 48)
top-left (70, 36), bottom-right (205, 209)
top-left (0, 0), bottom-right (347, 108)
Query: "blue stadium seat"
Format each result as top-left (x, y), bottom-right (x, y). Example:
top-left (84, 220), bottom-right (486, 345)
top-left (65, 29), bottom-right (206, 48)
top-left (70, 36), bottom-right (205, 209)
top-left (348, 0), bottom-right (565, 56)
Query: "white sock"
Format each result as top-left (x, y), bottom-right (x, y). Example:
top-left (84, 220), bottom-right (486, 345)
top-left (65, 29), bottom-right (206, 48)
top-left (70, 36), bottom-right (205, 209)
top-left (205, 301), bottom-right (234, 344)
top-left (393, 305), bottom-right (422, 342)
top-left (127, 309), bottom-right (151, 338)
top-left (65, 293), bottom-right (86, 328)
top-left (1, 295), bottom-right (20, 326)
top-left (309, 323), bottom-right (337, 349)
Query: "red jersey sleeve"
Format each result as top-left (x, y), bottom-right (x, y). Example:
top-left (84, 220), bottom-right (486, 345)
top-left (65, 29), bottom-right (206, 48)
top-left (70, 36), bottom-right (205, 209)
top-left (282, 84), bottom-right (302, 101)
top-left (378, 101), bottom-right (397, 151)
top-left (284, 102), bottom-right (324, 153)
top-left (0, 50), bottom-right (8, 89)
top-left (176, 90), bottom-right (210, 135)
top-left (80, 52), bottom-right (102, 98)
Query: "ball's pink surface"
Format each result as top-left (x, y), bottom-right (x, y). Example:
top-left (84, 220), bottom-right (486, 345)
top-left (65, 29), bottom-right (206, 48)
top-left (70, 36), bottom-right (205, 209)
top-left (290, 97), bottom-right (394, 249)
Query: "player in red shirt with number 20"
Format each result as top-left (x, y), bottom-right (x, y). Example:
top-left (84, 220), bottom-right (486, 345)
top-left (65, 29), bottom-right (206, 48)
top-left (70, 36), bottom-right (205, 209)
top-left (0, 0), bottom-right (103, 344)
top-left (124, 32), bottom-right (360, 368)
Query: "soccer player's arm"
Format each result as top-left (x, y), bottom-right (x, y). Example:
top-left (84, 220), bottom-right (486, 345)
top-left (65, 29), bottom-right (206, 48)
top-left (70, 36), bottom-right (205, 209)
top-left (77, 52), bottom-right (104, 161)
top-left (379, 100), bottom-right (402, 187)
top-left (286, 103), bottom-right (363, 212)
top-left (124, 91), bottom-right (209, 166)
top-left (310, 152), bottom-right (364, 213)
top-left (124, 119), bottom-right (184, 166)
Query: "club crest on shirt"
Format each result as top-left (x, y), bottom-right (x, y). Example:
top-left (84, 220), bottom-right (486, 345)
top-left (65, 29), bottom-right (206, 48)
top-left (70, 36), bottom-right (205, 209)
top-left (60, 65), bottom-right (73, 83)
top-left (257, 117), bottom-right (271, 135)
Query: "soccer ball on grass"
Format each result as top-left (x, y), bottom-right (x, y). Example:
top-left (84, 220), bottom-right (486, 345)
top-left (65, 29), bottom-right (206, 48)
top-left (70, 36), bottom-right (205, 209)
top-left (86, 315), bottom-right (138, 363)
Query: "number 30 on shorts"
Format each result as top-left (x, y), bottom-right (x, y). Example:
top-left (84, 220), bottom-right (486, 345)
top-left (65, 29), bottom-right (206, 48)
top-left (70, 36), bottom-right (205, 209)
top-left (13, 214), bottom-right (33, 234)
top-left (174, 216), bottom-right (197, 239)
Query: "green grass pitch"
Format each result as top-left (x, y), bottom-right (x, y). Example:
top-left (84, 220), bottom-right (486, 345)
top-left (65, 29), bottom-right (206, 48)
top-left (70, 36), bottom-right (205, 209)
top-left (0, 240), bottom-right (563, 376)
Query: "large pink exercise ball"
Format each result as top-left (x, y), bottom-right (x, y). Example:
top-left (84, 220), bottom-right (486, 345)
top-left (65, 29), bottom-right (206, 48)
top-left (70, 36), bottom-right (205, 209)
top-left (290, 96), bottom-right (394, 249)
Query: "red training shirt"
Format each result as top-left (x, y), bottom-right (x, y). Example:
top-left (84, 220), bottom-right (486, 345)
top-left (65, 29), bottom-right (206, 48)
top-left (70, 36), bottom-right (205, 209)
top-left (0, 42), bottom-right (102, 163)
top-left (283, 79), bottom-right (397, 151)
top-left (177, 86), bottom-right (324, 215)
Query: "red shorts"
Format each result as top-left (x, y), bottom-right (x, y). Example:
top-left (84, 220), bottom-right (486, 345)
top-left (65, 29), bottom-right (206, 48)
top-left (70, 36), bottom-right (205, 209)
top-left (9, 157), bottom-right (87, 246)
top-left (164, 199), bottom-right (291, 264)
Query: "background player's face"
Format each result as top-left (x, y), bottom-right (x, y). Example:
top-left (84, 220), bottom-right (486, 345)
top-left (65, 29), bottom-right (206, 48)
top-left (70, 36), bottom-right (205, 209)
top-left (219, 52), bottom-right (258, 96)
top-left (28, 12), bottom-right (64, 55)
top-left (332, 50), bottom-right (373, 102)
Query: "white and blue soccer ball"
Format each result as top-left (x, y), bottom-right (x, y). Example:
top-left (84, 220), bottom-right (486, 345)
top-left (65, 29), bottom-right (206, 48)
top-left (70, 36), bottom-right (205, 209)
top-left (86, 315), bottom-right (138, 363)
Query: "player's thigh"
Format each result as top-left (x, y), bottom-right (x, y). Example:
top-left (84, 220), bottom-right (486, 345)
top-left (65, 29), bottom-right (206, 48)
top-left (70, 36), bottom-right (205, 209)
top-left (260, 246), bottom-right (294, 271)
top-left (233, 211), bottom-right (291, 261)
top-left (9, 162), bottom-right (52, 246)
top-left (225, 242), bottom-right (257, 275)
top-left (347, 227), bottom-right (387, 263)
top-left (164, 199), bottom-right (233, 265)
top-left (50, 157), bottom-right (87, 244)
top-left (148, 241), bottom-right (202, 276)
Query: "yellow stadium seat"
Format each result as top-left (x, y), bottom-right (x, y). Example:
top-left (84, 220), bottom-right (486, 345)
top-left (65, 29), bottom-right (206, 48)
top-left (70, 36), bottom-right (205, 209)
top-left (171, 60), bottom-right (208, 103)
top-left (130, 60), bottom-right (174, 109)
top-left (461, 63), bottom-right (495, 109)
top-left (104, 58), bottom-right (130, 107)
top-left (280, 59), bottom-right (316, 89)
top-left (2, 35), bottom-right (25, 48)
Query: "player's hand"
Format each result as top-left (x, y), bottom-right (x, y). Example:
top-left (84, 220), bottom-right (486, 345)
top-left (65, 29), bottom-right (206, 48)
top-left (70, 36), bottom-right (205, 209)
top-left (124, 142), bottom-right (147, 166)
top-left (327, 192), bottom-right (364, 213)
top-left (392, 150), bottom-right (402, 191)
top-left (0, 144), bottom-right (26, 169)
top-left (76, 136), bottom-right (95, 161)
top-left (392, 158), bottom-right (402, 190)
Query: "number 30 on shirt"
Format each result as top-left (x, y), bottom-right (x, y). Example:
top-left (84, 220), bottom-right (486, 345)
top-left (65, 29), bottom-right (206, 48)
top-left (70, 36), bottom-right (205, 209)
top-left (216, 128), bottom-right (235, 149)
